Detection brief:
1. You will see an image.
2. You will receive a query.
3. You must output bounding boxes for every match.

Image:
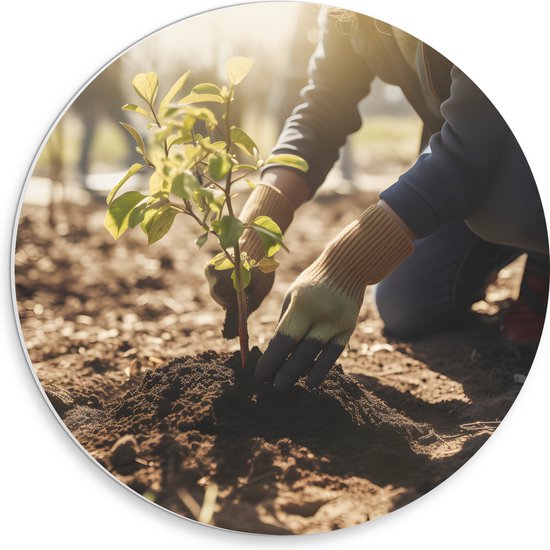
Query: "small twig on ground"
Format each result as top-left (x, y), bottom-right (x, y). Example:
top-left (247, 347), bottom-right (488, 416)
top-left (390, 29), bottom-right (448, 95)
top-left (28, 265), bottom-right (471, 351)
top-left (460, 420), bottom-right (501, 432)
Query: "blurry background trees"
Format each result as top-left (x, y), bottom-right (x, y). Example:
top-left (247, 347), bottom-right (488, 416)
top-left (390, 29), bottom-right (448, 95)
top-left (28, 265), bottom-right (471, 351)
top-left (31, 3), bottom-right (421, 206)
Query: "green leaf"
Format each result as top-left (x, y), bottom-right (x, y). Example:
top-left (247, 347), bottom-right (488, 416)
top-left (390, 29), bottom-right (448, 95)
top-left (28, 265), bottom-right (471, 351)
top-left (226, 57), bottom-right (253, 86)
top-left (132, 72), bottom-right (159, 105)
top-left (172, 171), bottom-right (200, 200)
top-left (231, 264), bottom-right (251, 291)
top-left (245, 178), bottom-right (257, 190)
top-left (161, 104), bottom-right (186, 118)
top-left (128, 202), bottom-right (148, 228)
top-left (143, 490), bottom-right (156, 502)
top-left (119, 122), bottom-right (145, 154)
top-left (104, 191), bottom-right (146, 239)
top-left (233, 163), bottom-right (257, 172)
top-left (122, 104), bottom-right (151, 118)
top-left (251, 215), bottom-right (287, 256)
top-left (139, 195), bottom-right (169, 233)
top-left (230, 126), bottom-right (258, 157)
top-left (193, 188), bottom-right (210, 212)
top-left (167, 134), bottom-right (185, 151)
top-left (211, 193), bottom-right (226, 214)
top-left (148, 171), bottom-right (169, 194)
top-left (193, 188), bottom-right (224, 215)
top-left (154, 124), bottom-right (172, 143)
top-left (240, 251), bottom-right (251, 269)
top-left (197, 137), bottom-right (227, 153)
top-left (178, 92), bottom-right (224, 105)
top-left (181, 145), bottom-right (202, 170)
top-left (196, 189), bottom-right (224, 214)
top-left (208, 152), bottom-right (232, 181)
top-left (194, 232), bottom-right (209, 249)
top-left (181, 106), bottom-right (218, 126)
top-left (256, 257), bottom-right (280, 273)
top-left (209, 141), bottom-right (227, 152)
top-left (264, 154), bottom-right (309, 172)
top-left (210, 252), bottom-right (234, 271)
top-left (106, 163), bottom-right (144, 204)
top-left (160, 70), bottom-right (190, 111)
top-left (140, 205), bottom-right (159, 234)
top-left (218, 215), bottom-right (244, 249)
top-left (193, 83), bottom-right (222, 95)
top-left (178, 82), bottom-right (224, 105)
top-left (146, 205), bottom-right (178, 245)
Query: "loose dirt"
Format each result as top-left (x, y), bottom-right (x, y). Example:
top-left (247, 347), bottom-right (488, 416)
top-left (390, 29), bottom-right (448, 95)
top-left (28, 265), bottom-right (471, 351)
top-left (15, 191), bottom-right (538, 534)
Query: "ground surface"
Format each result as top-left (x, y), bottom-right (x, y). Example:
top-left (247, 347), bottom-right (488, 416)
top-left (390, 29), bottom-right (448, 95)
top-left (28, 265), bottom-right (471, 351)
top-left (15, 190), bottom-right (537, 534)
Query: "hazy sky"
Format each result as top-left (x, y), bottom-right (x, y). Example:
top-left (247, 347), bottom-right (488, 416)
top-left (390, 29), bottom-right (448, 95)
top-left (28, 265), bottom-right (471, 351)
top-left (122, 3), bottom-right (314, 79)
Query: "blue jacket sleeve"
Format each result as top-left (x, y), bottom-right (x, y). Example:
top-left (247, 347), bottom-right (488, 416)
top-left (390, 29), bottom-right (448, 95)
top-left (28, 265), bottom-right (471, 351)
top-left (264, 9), bottom-right (375, 195)
top-left (380, 66), bottom-right (510, 237)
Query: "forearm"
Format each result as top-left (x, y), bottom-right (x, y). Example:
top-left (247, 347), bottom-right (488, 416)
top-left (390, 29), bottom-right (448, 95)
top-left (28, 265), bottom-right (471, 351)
top-left (237, 168), bottom-right (311, 261)
top-left (261, 169), bottom-right (311, 210)
top-left (377, 199), bottom-right (417, 240)
top-left (263, 8), bottom-right (374, 197)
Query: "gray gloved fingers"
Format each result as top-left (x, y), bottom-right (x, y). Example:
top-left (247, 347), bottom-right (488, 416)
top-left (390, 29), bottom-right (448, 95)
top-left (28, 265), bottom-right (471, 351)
top-left (204, 263), bottom-right (233, 310)
top-left (255, 333), bottom-right (298, 382)
top-left (273, 337), bottom-right (324, 391)
top-left (272, 323), bottom-right (344, 390)
top-left (222, 308), bottom-right (238, 340)
top-left (307, 333), bottom-right (351, 389)
top-left (247, 271), bottom-right (275, 314)
top-left (205, 262), bottom-right (237, 339)
top-left (255, 298), bottom-right (310, 382)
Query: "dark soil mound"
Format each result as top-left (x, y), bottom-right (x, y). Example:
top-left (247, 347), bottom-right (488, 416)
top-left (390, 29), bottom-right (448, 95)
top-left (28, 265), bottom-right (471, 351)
top-left (58, 349), bottom-right (444, 533)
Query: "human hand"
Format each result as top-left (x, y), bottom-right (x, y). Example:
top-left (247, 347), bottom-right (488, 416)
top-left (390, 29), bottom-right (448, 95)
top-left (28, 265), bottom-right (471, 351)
top-left (205, 182), bottom-right (294, 339)
top-left (205, 263), bottom-right (275, 339)
top-left (255, 202), bottom-right (415, 390)
top-left (254, 272), bottom-right (360, 390)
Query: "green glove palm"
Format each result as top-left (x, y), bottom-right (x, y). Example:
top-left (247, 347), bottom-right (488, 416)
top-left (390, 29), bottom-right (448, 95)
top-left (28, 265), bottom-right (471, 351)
top-left (255, 202), bottom-right (414, 390)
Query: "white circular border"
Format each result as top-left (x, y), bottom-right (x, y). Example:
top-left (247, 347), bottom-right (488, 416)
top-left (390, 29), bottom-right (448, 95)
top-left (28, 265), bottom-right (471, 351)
top-left (3, 1), bottom-right (548, 548)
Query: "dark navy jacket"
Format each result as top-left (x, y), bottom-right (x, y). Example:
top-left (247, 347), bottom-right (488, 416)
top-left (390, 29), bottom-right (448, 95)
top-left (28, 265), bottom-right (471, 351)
top-left (266, 11), bottom-right (532, 239)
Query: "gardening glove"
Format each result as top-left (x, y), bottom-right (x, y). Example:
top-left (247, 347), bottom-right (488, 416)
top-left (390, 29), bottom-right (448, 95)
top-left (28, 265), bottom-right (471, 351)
top-left (255, 202), bottom-right (414, 390)
top-left (205, 183), bottom-right (294, 339)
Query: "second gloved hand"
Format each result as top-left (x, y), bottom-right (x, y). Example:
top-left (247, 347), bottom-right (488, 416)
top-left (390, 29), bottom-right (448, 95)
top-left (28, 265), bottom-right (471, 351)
top-left (205, 182), bottom-right (294, 339)
top-left (255, 202), bottom-right (415, 390)
top-left (205, 263), bottom-right (275, 339)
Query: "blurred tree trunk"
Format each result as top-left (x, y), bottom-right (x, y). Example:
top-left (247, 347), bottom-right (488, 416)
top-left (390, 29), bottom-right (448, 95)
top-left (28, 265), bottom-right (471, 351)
top-left (47, 124), bottom-right (65, 229)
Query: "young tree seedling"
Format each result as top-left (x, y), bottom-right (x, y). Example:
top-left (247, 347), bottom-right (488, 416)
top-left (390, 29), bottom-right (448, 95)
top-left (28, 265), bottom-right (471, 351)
top-left (104, 57), bottom-right (308, 367)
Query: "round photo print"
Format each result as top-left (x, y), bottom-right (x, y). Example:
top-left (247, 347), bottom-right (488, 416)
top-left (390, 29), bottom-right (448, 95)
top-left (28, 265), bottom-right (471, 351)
top-left (14, 1), bottom-right (548, 535)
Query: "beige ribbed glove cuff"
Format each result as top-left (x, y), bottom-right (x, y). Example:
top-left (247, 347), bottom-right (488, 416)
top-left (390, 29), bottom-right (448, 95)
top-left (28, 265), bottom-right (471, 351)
top-left (306, 203), bottom-right (414, 303)
top-left (239, 183), bottom-right (294, 260)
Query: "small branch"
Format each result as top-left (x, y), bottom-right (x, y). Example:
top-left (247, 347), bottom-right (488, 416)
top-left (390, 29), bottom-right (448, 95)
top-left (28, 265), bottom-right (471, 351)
top-left (224, 91), bottom-right (234, 217)
top-left (198, 174), bottom-right (226, 192)
top-left (230, 168), bottom-right (260, 184)
top-left (169, 203), bottom-right (189, 215)
top-left (149, 101), bottom-right (169, 158)
top-left (185, 206), bottom-right (209, 231)
top-left (222, 86), bottom-right (248, 365)
top-left (217, 242), bottom-right (236, 265)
